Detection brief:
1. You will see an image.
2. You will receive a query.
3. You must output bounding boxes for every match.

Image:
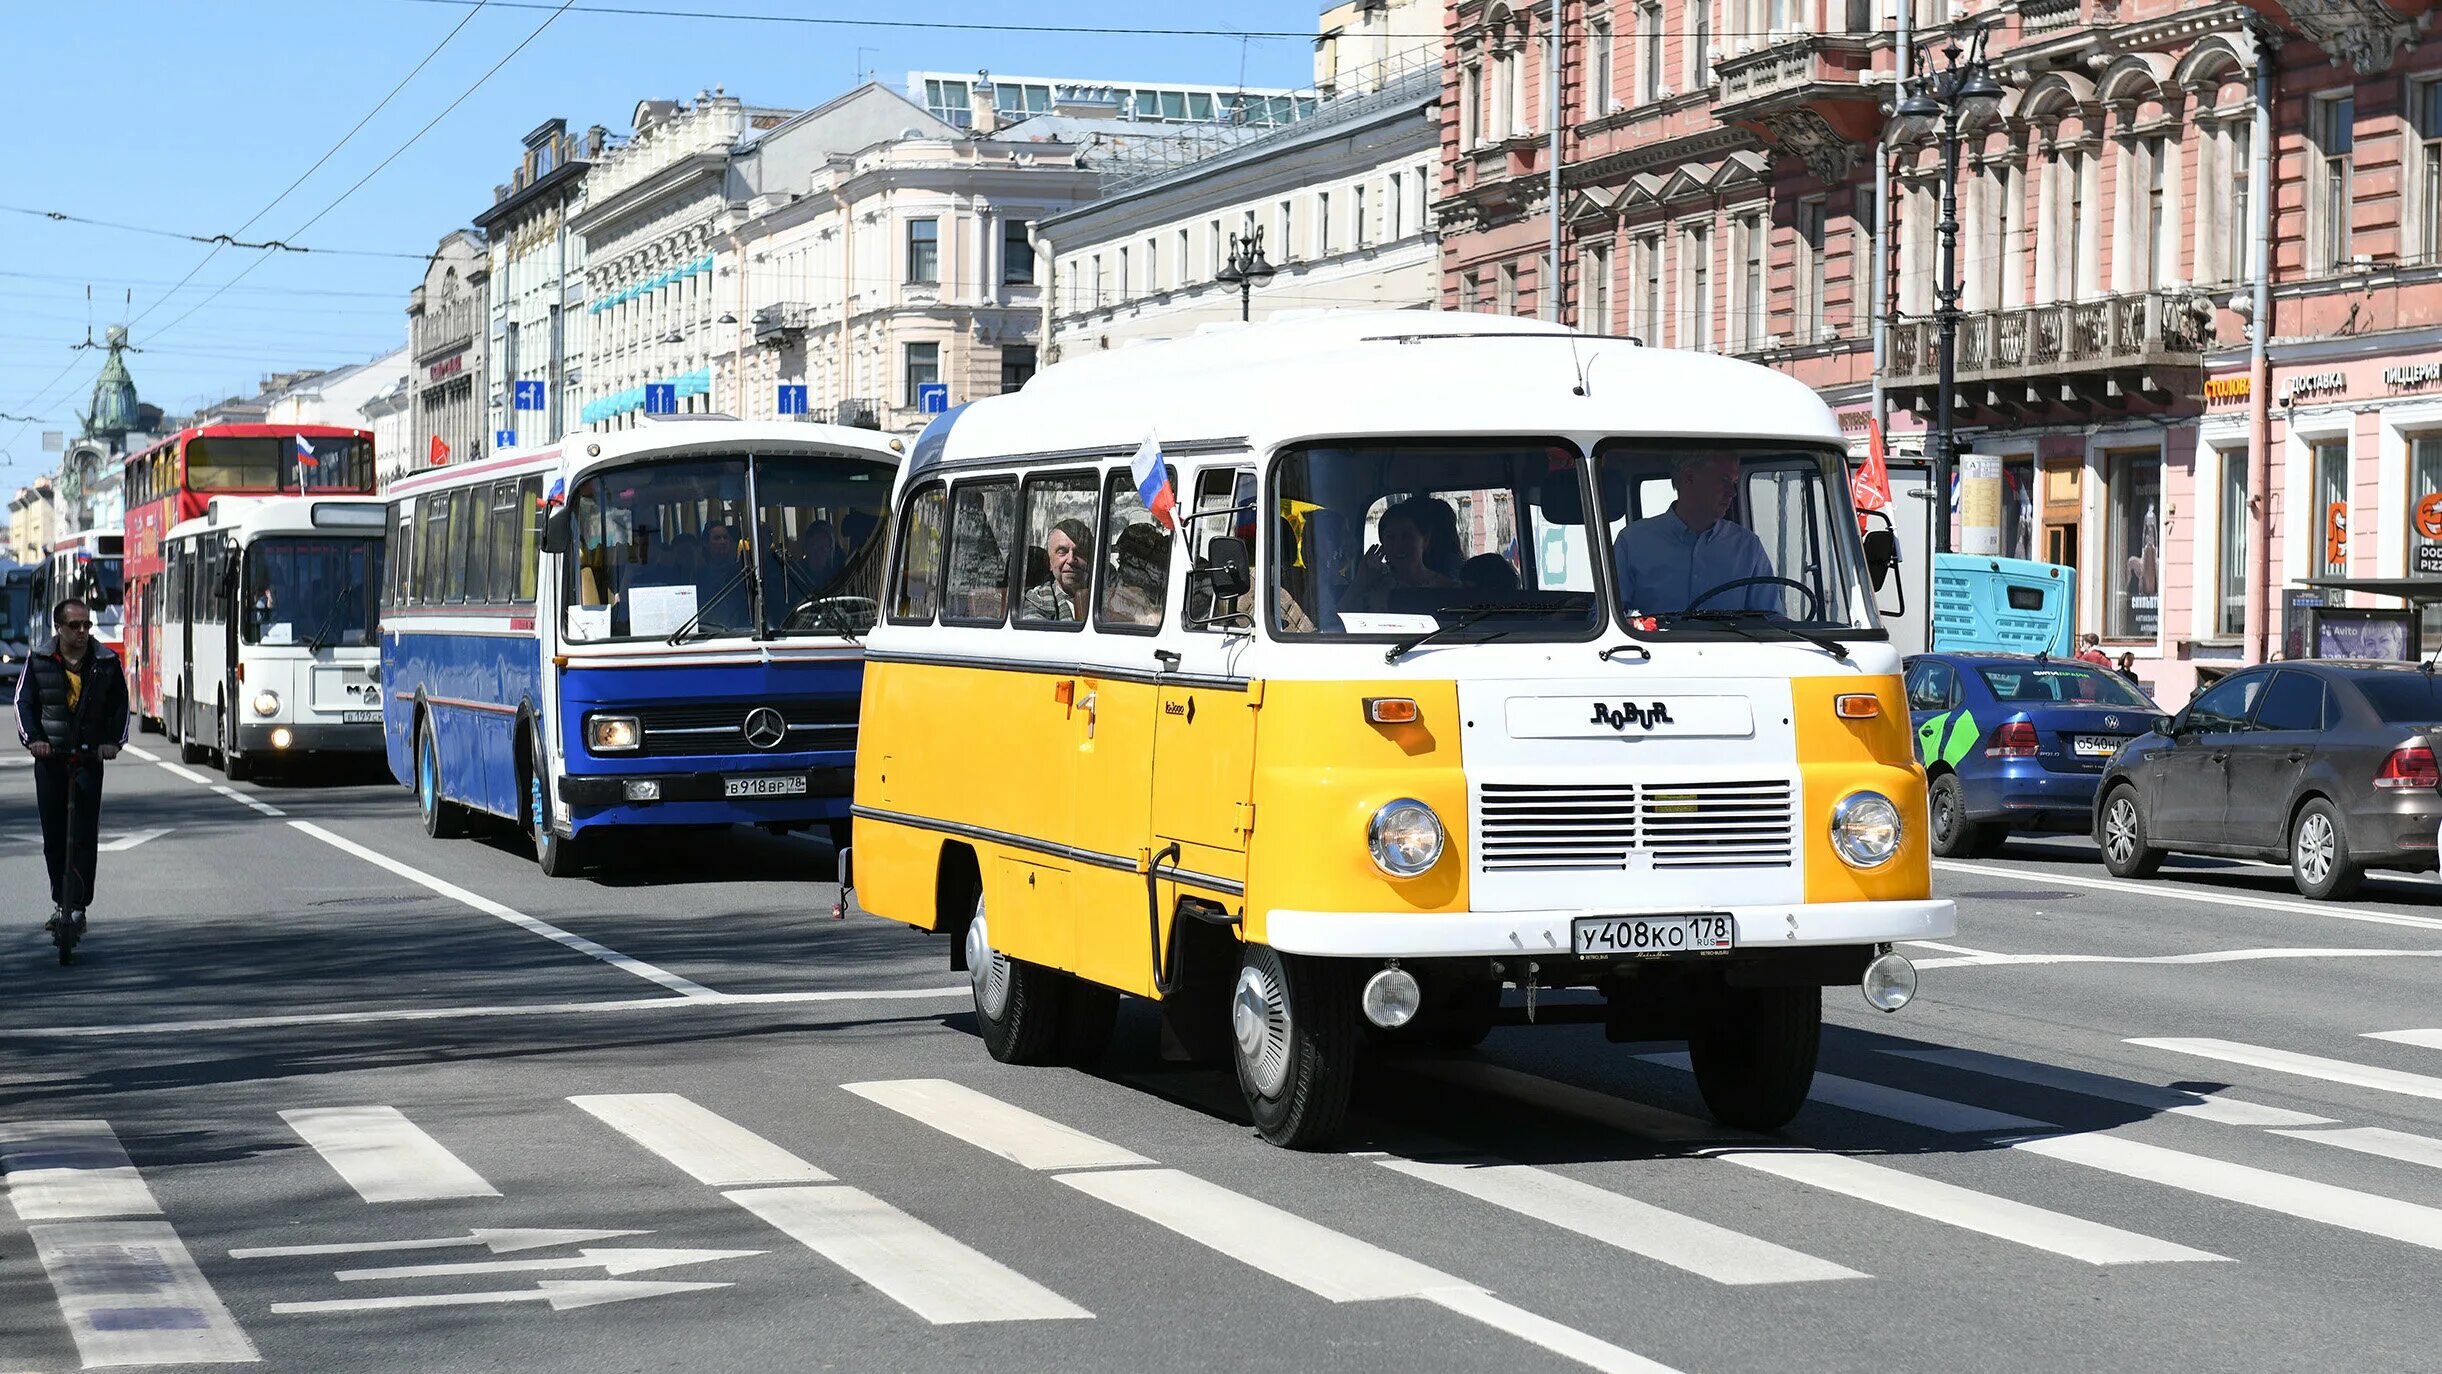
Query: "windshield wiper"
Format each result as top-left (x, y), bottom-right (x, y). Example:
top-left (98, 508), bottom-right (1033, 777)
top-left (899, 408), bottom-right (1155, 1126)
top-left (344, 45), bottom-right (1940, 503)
top-left (772, 554), bottom-right (860, 642)
top-left (305, 585), bottom-right (357, 653)
top-left (664, 563), bottom-right (757, 646)
top-left (1385, 603), bottom-right (1559, 664)
top-left (1658, 608), bottom-right (1849, 659)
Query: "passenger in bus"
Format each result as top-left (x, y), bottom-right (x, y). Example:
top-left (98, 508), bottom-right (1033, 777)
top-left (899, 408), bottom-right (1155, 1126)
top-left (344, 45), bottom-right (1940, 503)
top-left (1611, 453), bottom-right (1777, 615)
top-left (1345, 497), bottom-right (1461, 612)
top-left (1103, 522), bottom-right (1169, 626)
top-left (794, 520), bottom-right (844, 588)
top-left (1021, 518), bottom-right (1093, 622)
top-left (1460, 552), bottom-right (1519, 593)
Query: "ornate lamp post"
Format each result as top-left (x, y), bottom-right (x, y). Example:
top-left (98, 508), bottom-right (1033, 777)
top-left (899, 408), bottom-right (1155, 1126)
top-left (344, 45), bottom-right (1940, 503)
top-left (1214, 225), bottom-right (1278, 323)
top-left (1897, 27), bottom-right (2003, 554)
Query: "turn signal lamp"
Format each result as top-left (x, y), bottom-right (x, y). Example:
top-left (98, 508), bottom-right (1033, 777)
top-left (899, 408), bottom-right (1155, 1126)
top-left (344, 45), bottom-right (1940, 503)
top-left (1834, 694), bottom-right (1880, 719)
top-left (2375, 745), bottom-right (2439, 789)
top-left (1984, 721), bottom-right (2039, 758)
top-left (1365, 697), bottom-right (1420, 725)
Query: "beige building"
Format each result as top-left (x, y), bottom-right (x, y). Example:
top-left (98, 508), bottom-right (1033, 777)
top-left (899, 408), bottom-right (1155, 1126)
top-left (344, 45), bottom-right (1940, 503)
top-left (407, 231), bottom-right (489, 467)
top-left (9, 477), bottom-right (58, 568)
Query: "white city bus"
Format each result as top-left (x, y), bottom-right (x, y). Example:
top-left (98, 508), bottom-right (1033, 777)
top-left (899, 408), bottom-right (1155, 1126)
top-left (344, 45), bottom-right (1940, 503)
top-left (159, 496), bottom-right (388, 779)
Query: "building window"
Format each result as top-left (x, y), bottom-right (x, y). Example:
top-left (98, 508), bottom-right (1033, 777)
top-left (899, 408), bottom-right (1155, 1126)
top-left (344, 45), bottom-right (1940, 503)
top-left (904, 342), bottom-right (940, 408)
top-left (1177, 229), bottom-right (1192, 285)
top-left (1582, 241), bottom-right (1611, 332)
top-left (2313, 437), bottom-right (2350, 578)
top-left (1461, 62), bottom-right (1483, 150)
top-left (2415, 79), bottom-right (2442, 264)
top-left (2142, 135), bottom-right (2172, 290)
top-left (1638, 232), bottom-right (1662, 341)
top-left (1001, 345), bottom-right (1037, 393)
top-left (1388, 172), bottom-right (1405, 240)
top-left (1462, 269), bottom-right (1483, 313)
top-left (1795, 198), bottom-right (1827, 339)
top-left (1689, 0), bottom-right (1711, 89)
top-left (1497, 261), bottom-right (1518, 316)
top-left (2218, 449), bottom-right (2247, 638)
top-left (906, 218), bottom-right (939, 285)
top-left (1684, 222), bottom-right (1712, 350)
top-left (1736, 211), bottom-right (1765, 350)
top-left (2412, 435), bottom-right (2442, 642)
top-left (2311, 93), bottom-right (2355, 273)
top-left (1354, 184), bottom-right (1369, 249)
top-left (2105, 447), bottom-right (2163, 638)
top-left (1317, 191), bottom-right (1333, 255)
top-left (1117, 246), bottom-right (1131, 299)
top-left (2225, 122), bottom-right (2252, 283)
top-left (1278, 199), bottom-right (1294, 258)
top-left (1590, 16), bottom-right (1613, 115)
top-left (1003, 220), bottom-right (1035, 285)
top-left (1209, 220), bottom-right (1223, 277)
top-left (1639, 2), bottom-right (1663, 104)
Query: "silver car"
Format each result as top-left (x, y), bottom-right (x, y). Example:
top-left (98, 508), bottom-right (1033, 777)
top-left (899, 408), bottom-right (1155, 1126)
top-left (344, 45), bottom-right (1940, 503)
top-left (2094, 660), bottom-right (2442, 899)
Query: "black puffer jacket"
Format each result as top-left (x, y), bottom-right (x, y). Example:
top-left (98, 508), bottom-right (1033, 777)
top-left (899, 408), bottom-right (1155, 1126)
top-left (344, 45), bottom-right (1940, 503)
top-left (14, 644), bottom-right (129, 753)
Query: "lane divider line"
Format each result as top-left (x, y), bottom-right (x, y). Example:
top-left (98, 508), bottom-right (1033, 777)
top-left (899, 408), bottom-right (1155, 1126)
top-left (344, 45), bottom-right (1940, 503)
top-left (0, 986), bottom-right (970, 1039)
top-left (1878, 1046), bottom-right (2335, 1129)
top-left (1934, 859), bottom-right (2442, 934)
top-left (2127, 1036), bottom-right (2442, 1104)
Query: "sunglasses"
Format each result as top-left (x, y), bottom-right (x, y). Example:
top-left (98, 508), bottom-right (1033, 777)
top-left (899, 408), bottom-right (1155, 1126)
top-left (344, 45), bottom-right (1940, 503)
top-left (58, 620), bottom-right (92, 631)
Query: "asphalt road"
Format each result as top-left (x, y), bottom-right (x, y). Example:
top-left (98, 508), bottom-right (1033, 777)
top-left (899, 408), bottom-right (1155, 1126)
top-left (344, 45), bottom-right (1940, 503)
top-left (4, 745), bottom-right (2441, 1373)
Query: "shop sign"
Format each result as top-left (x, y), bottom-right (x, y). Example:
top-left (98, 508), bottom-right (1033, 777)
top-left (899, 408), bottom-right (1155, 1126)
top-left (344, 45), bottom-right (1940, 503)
top-left (428, 352), bottom-right (466, 383)
top-left (2205, 376), bottom-right (2251, 403)
top-left (2281, 370), bottom-right (2346, 401)
top-left (2383, 362), bottom-right (2442, 390)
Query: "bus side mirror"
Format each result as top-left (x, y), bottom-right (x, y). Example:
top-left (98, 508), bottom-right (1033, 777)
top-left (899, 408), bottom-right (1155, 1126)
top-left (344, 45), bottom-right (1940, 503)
top-left (1200, 537), bottom-right (1251, 601)
top-left (541, 506), bottom-right (573, 556)
top-left (1862, 527), bottom-right (1899, 592)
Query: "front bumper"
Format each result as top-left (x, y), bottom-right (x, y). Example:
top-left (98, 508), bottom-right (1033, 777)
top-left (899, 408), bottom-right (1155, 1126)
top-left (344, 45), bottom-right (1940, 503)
top-left (1265, 898), bottom-right (1956, 958)
top-left (237, 721), bottom-right (385, 755)
top-left (559, 765), bottom-right (852, 807)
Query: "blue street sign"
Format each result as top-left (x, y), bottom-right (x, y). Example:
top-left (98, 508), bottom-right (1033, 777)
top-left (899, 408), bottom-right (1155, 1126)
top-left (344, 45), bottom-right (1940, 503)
top-left (495, 429), bottom-right (517, 451)
top-left (917, 383), bottom-right (949, 415)
top-left (645, 383), bottom-right (677, 415)
top-left (777, 383), bottom-right (808, 416)
top-left (514, 380), bottom-right (546, 411)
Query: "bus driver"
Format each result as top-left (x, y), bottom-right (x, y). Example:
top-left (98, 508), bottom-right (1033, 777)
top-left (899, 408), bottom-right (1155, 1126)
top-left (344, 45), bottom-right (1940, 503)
top-left (1612, 452), bottom-right (1777, 615)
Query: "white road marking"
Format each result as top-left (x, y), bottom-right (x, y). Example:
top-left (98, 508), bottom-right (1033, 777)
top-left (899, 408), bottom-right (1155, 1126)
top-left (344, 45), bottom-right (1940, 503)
top-left (1914, 947), bottom-right (2442, 971)
top-left (8, 826), bottom-right (172, 852)
top-left (232, 1226), bottom-right (645, 1259)
top-left (1881, 1046), bottom-right (2335, 1128)
top-left (281, 1106), bottom-right (499, 1204)
top-left (1901, 939), bottom-right (2011, 961)
top-left (1375, 1153), bottom-right (1863, 1285)
top-left (1715, 1149), bottom-right (2226, 1265)
top-left (158, 760), bottom-right (213, 785)
top-left (274, 1278), bottom-right (725, 1314)
top-left (335, 1246), bottom-right (761, 1281)
top-left (289, 820), bottom-right (716, 997)
top-left (1420, 1287), bottom-right (1685, 1374)
top-left (1934, 858), bottom-right (2442, 933)
top-left (1638, 1053), bottom-right (2050, 1134)
top-left (571, 1093), bottom-right (833, 1186)
top-left (844, 1078), bottom-right (1154, 1172)
top-left (126, 744), bottom-right (160, 762)
top-left (0, 986), bottom-right (969, 1039)
top-left (209, 784), bottom-right (283, 817)
top-left (30, 1220), bottom-right (258, 1364)
top-left (2367, 1028), bottom-right (2442, 1052)
top-left (2271, 1126), bottom-right (2442, 1173)
top-left (2014, 1132), bottom-right (2442, 1254)
top-left (2128, 1036), bottom-right (2442, 1104)
top-left (0, 1121), bottom-right (162, 1221)
top-left (726, 1186), bottom-right (1091, 1324)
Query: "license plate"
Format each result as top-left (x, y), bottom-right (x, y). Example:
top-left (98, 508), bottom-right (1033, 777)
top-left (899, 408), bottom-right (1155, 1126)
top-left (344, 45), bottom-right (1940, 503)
top-left (725, 775), bottom-right (808, 798)
top-left (341, 710), bottom-right (381, 725)
top-left (2073, 735), bottom-right (2120, 757)
top-left (1571, 913), bottom-right (1735, 956)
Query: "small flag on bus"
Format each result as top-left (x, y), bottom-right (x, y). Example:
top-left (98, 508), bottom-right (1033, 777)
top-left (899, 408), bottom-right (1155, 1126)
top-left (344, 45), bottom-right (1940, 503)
top-left (540, 475), bottom-right (567, 509)
top-left (1131, 431), bottom-right (1175, 532)
top-left (293, 434), bottom-right (320, 469)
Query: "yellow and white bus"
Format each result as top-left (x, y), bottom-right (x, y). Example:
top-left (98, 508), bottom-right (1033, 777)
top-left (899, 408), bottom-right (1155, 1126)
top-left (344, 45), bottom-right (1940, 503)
top-left (852, 312), bottom-right (1954, 1147)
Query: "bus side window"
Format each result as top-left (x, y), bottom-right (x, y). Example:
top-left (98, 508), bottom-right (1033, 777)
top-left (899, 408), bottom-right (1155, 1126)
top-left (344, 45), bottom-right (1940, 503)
top-left (889, 483), bottom-right (947, 624)
top-left (447, 488), bottom-right (476, 604)
top-left (419, 493), bottom-right (450, 606)
top-left (941, 478), bottom-right (1017, 627)
top-left (516, 476), bottom-right (542, 605)
top-left (1014, 471), bottom-right (1098, 629)
top-left (487, 480), bottom-right (519, 605)
top-left (1185, 465), bottom-right (1253, 631)
top-left (1095, 467), bottom-right (1172, 633)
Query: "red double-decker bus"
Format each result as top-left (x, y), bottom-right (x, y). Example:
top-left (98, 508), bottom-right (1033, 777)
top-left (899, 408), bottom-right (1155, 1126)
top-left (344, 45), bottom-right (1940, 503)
top-left (123, 423), bottom-right (377, 730)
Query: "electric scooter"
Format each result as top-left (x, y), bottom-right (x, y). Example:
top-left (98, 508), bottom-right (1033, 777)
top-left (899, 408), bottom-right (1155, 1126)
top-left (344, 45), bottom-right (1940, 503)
top-left (49, 748), bottom-right (94, 966)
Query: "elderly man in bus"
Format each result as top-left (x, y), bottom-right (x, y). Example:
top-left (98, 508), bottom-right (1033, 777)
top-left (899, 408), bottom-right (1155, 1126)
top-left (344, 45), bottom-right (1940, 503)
top-left (1612, 452), bottom-right (1778, 616)
top-left (1021, 517), bottom-right (1093, 622)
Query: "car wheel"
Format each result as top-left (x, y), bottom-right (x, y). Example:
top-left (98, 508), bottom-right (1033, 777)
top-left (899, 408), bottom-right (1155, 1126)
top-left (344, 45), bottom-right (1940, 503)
top-left (2097, 786), bottom-right (2163, 878)
top-left (2289, 798), bottom-right (2363, 901)
top-left (1927, 774), bottom-right (1991, 860)
top-left (1232, 943), bottom-right (1356, 1149)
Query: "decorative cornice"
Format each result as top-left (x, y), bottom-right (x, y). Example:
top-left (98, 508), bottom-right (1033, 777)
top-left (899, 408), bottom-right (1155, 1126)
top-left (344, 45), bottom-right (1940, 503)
top-left (2278, 0), bottom-right (2422, 74)
top-left (1564, 126), bottom-right (1757, 188)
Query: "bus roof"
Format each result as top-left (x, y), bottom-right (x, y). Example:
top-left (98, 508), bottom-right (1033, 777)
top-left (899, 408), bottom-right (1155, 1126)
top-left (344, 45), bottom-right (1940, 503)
top-left (124, 421), bottom-right (374, 464)
top-left (914, 311), bottom-right (1843, 479)
top-left (384, 417), bottom-right (906, 499)
top-left (165, 495), bottom-right (388, 544)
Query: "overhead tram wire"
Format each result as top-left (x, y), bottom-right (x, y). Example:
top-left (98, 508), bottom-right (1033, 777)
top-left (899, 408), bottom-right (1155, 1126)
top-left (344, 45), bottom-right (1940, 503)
top-left (0, 204), bottom-right (437, 260)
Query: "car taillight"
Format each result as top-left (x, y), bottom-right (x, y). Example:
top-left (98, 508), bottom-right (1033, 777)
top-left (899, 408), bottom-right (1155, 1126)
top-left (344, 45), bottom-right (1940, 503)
top-left (2374, 745), bottom-right (2439, 790)
top-left (1984, 720), bottom-right (2040, 758)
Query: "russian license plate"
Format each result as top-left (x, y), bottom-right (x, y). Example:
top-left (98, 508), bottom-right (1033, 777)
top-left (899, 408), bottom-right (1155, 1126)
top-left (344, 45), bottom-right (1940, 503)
top-left (725, 775), bottom-right (808, 798)
top-left (1571, 913), bottom-right (1735, 956)
top-left (341, 710), bottom-right (381, 725)
top-left (2073, 735), bottom-right (2120, 757)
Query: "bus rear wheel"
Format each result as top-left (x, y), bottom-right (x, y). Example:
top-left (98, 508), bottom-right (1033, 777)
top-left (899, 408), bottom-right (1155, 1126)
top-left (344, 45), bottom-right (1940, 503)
top-left (416, 718), bottom-right (466, 840)
top-left (1687, 985), bottom-right (1821, 1131)
top-left (1231, 944), bottom-right (1356, 1149)
top-left (175, 696), bottom-right (208, 765)
top-left (965, 894), bottom-right (1071, 1066)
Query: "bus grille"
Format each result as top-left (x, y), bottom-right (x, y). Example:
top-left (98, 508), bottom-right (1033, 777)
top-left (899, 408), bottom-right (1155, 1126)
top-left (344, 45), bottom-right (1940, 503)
top-left (633, 699), bottom-right (858, 758)
top-left (1476, 780), bottom-right (1795, 871)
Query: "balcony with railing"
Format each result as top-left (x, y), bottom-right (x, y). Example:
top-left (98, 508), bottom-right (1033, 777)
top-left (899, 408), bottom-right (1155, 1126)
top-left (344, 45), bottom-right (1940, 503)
top-left (1885, 289), bottom-right (2217, 421)
top-left (2017, 0), bottom-right (2085, 36)
top-left (1709, 34), bottom-right (1883, 181)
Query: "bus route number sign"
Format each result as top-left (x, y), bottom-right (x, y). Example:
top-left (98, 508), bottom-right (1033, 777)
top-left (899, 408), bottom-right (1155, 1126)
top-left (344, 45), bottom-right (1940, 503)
top-left (1571, 913), bottom-right (1735, 956)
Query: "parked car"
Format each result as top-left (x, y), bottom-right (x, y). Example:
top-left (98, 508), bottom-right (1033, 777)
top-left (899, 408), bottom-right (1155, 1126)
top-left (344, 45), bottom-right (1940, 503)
top-left (1905, 652), bottom-right (2160, 858)
top-left (2094, 660), bottom-right (2442, 899)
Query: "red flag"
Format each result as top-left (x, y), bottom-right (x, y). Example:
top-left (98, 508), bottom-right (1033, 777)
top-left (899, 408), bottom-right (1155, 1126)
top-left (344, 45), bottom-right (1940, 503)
top-left (429, 434), bottom-right (451, 466)
top-left (1851, 418), bottom-right (1892, 531)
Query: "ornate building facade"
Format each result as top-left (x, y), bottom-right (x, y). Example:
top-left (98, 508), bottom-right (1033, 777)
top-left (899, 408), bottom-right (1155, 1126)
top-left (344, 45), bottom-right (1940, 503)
top-left (476, 118), bottom-right (604, 448)
top-left (407, 230), bottom-right (490, 467)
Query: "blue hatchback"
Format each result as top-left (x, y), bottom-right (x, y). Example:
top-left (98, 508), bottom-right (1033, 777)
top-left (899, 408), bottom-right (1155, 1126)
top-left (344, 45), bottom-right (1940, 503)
top-left (1904, 653), bottom-right (2161, 857)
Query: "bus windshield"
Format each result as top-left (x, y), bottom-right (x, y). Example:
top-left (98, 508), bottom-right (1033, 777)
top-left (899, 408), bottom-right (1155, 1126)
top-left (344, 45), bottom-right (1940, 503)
top-left (187, 436), bottom-right (375, 493)
top-left (561, 452), bottom-right (892, 643)
top-left (0, 571), bottom-right (33, 642)
top-left (1270, 441), bottom-right (1603, 640)
top-left (1595, 443), bottom-right (1876, 636)
top-left (244, 538), bottom-right (384, 648)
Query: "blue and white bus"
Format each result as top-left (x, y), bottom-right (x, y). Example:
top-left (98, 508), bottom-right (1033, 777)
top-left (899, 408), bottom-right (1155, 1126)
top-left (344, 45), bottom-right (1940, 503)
top-left (379, 417), bottom-right (902, 875)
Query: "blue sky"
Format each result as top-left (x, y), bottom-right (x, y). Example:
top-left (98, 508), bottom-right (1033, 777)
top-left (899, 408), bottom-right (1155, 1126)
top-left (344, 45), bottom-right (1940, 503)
top-left (1, 0), bottom-right (1327, 470)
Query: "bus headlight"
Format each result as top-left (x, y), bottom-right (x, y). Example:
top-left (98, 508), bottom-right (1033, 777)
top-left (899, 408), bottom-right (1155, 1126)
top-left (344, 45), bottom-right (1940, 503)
top-left (587, 714), bottom-right (641, 753)
top-left (1368, 799), bottom-right (1445, 878)
top-left (251, 690), bottom-right (280, 717)
top-left (1830, 791), bottom-right (1903, 869)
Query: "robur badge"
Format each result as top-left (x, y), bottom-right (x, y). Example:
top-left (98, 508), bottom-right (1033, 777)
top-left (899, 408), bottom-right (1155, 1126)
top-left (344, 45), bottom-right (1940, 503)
top-left (1590, 701), bottom-right (1676, 731)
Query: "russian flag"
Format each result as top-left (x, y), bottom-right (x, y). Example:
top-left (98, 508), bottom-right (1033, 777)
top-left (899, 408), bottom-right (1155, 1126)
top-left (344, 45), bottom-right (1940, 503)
top-left (540, 475), bottom-right (567, 509)
top-left (294, 434), bottom-right (320, 469)
top-left (1131, 431), bottom-right (1175, 531)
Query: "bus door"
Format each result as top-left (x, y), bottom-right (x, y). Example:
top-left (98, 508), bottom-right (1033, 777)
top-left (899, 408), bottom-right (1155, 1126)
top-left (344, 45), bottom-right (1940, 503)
top-left (1146, 464), bottom-right (1260, 936)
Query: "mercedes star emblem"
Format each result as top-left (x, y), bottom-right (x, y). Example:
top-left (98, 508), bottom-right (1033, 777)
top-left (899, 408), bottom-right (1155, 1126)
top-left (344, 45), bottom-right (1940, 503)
top-left (742, 707), bottom-right (788, 750)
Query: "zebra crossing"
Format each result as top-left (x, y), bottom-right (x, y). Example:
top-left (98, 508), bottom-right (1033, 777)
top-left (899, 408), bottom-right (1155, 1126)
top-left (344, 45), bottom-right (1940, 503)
top-left (6, 1024), bottom-right (2442, 1370)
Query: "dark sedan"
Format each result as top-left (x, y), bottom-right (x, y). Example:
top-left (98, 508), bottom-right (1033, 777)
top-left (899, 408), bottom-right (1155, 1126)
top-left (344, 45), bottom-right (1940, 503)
top-left (2094, 660), bottom-right (2442, 899)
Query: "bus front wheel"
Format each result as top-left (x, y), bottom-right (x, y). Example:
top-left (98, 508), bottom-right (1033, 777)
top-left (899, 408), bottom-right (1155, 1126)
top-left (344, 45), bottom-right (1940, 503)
top-left (1232, 944), bottom-right (1356, 1149)
top-left (1687, 985), bottom-right (1821, 1131)
top-left (417, 719), bottom-right (466, 840)
top-left (219, 697), bottom-right (254, 782)
top-left (966, 894), bottom-right (1070, 1066)
top-left (528, 732), bottom-right (587, 877)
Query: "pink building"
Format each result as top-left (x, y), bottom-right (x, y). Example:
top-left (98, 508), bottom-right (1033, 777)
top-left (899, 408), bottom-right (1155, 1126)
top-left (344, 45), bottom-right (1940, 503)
top-left (1439, 0), bottom-right (2442, 702)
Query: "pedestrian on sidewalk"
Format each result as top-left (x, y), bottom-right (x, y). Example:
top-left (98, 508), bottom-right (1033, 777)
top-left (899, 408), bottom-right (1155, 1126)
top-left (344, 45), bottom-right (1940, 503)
top-left (2075, 633), bottom-right (2111, 666)
top-left (15, 598), bottom-right (129, 935)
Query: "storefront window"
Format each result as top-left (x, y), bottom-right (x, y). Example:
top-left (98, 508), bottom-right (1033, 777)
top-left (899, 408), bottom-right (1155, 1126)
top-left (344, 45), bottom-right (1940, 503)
top-left (2105, 448), bottom-right (2161, 638)
top-left (2410, 434), bottom-right (2442, 644)
top-left (2002, 456), bottom-right (2034, 561)
top-left (2218, 449), bottom-right (2248, 638)
top-left (2313, 438), bottom-right (2350, 579)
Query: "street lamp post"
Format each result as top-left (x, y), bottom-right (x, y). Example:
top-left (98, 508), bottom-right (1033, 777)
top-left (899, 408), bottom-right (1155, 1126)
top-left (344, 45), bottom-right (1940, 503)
top-left (1214, 225), bottom-right (1277, 323)
top-left (1897, 26), bottom-right (2002, 555)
